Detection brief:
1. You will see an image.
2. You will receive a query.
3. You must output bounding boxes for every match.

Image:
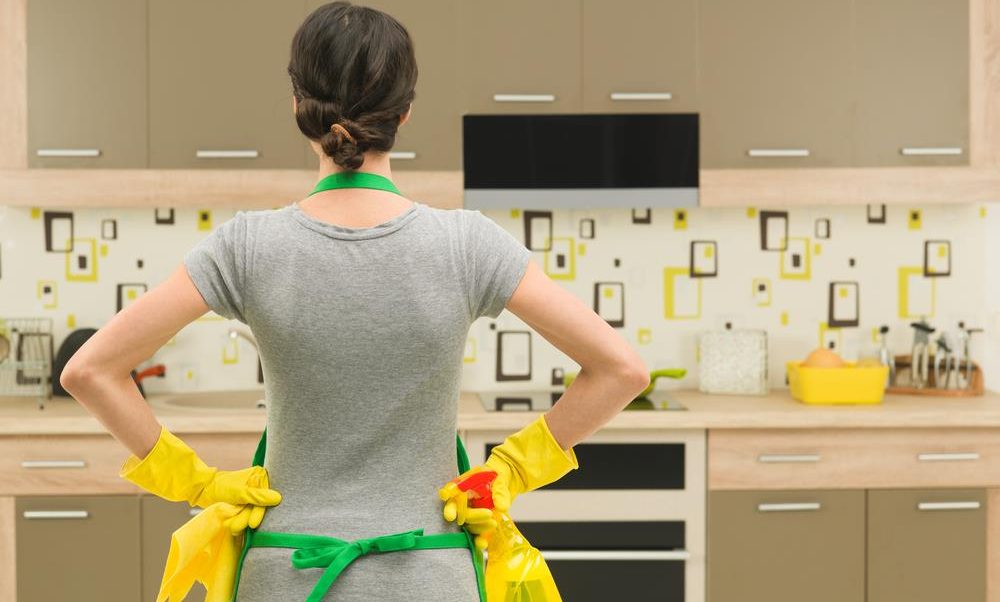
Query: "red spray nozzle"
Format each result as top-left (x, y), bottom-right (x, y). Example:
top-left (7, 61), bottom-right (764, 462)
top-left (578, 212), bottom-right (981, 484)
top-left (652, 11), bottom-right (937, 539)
top-left (456, 469), bottom-right (497, 510)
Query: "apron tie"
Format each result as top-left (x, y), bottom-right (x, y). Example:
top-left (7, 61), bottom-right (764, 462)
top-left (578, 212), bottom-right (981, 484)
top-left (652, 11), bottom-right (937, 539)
top-left (257, 528), bottom-right (427, 602)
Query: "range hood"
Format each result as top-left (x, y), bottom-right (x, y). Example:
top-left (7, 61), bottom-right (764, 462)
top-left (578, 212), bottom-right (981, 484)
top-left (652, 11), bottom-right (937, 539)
top-left (462, 113), bottom-right (698, 209)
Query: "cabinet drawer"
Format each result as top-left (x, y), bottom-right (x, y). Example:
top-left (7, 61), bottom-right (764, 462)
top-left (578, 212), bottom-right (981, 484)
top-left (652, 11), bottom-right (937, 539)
top-left (708, 428), bottom-right (1000, 490)
top-left (1, 432), bottom-right (261, 495)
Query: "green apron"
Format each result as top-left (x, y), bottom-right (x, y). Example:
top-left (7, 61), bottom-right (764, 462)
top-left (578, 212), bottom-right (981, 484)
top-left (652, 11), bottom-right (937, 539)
top-left (229, 171), bottom-right (487, 602)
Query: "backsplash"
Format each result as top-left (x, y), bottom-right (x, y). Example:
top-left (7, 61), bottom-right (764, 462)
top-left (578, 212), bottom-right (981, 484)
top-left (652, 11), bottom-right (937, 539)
top-left (0, 202), bottom-right (995, 398)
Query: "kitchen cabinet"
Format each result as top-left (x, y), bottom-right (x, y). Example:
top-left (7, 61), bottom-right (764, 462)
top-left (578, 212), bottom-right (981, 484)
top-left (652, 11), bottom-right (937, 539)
top-left (305, 0), bottom-right (461, 170)
top-left (148, 0), bottom-right (309, 168)
top-left (581, 0), bottom-right (698, 113)
top-left (853, 0), bottom-right (969, 166)
top-left (26, 0), bottom-right (147, 168)
top-left (457, 0), bottom-right (582, 114)
top-left (707, 489), bottom-right (866, 602)
top-left (142, 496), bottom-right (207, 602)
top-left (699, 0), bottom-right (854, 168)
top-left (868, 488), bottom-right (986, 602)
top-left (16, 495), bottom-right (141, 602)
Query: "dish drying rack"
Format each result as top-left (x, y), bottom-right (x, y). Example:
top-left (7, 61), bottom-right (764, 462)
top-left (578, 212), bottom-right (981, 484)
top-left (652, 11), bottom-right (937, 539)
top-left (0, 317), bottom-right (54, 409)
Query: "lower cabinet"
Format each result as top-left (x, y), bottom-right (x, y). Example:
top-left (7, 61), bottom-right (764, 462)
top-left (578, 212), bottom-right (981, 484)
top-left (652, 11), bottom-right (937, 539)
top-left (14, 495), bottom-right (208, 602)
top-left (868, 489), bottom-right (986, 602)
top-left (16, 495), bottom-right (142, 602)
top-left (708, 488), bottom-right (987, 602)
top-left (707, 489), bottom-right (866, 602)
top-left (142, 495), bottom-right (207, 602)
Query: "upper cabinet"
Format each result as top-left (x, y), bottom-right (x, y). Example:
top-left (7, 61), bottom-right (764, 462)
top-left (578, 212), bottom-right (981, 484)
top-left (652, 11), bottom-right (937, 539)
top-left (26, 0), bottom-right (147, 168)
top-left (581, 0), bottom-right (698, 113)
top-left (458, 0), bottom-right (582, 114)
top-left (853, 0), bottom-right (969, 166)
top-left (148, 0), bottom-right (308, 169)
top-left (305, 0), bottom-right (462, 170)
top-left (699, 0), bottom-right (854, 169)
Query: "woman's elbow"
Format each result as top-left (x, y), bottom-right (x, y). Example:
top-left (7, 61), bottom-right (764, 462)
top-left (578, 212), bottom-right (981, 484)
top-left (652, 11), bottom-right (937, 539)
top-left (620, 360), bottom-right (651, 395)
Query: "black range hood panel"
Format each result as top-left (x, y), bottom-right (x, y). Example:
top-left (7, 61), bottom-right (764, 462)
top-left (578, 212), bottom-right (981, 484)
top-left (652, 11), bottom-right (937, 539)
top-left (463, 113), bottom-right (699, 209)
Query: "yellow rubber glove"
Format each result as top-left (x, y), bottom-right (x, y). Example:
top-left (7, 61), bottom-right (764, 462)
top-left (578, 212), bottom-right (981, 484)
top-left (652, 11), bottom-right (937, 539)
top-left (119, 425), bottom-right (282, 512)
top-left (440, 415), bottom-right (578, 547)
top-left (156, 502), bottom-right (246, 602)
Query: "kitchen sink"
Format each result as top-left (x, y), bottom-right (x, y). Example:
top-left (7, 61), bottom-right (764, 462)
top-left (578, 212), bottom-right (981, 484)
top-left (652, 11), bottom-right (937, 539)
top-left (151, 390), bottom-right (266, 411)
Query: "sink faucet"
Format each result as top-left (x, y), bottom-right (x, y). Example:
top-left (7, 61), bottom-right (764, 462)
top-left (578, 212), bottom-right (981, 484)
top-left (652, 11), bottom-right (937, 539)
top-left (228, 328), bottom-right (264, 384)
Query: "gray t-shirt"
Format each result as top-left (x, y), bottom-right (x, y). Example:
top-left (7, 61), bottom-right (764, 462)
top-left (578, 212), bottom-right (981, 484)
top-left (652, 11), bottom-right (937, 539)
top-left (183, 199), bottom-right (531, 601)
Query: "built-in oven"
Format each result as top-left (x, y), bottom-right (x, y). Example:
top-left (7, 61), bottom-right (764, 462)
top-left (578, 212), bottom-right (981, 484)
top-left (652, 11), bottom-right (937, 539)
top-left (464, 418), bottom-right (705, 602)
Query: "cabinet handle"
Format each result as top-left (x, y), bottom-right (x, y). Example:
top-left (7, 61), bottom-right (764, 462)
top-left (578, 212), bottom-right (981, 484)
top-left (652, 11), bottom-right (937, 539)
top-left (610, 92), bottom-right (673, 101)
top-left (917, 501), bottom-right (981, 511)
top-left (493, 94), bottom-right (556, 103)
top-left (23, 510), bottom-right (89, 520)
top-left (190, 508), bottom-right (203, 516)
top-left (747, 149), bottom-right (811, 158)
top-left (21, 460), bottom-right (87, 469)
top-left (539, 550), bottom-right (690, 561)
top-left (757, 502), bottom-right (821, 513)
top-left (388, 151), bottom-right (417, 160)
top-left (195, 150), bottom-right (260, 159)
top-left (917, 452), bottom-right (980, 462)
top-left (36, 149), bottom-right (101, 158)
top-left (900, 147), bottom-right (963, 156)
top-left (757, 454), bottom-right (821, 464)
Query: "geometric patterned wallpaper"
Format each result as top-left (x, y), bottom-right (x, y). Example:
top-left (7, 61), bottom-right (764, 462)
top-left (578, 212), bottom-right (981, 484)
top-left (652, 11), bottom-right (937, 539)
top-left (0, 202), bottom-right (995, 396)
top-left (464, 203), bottom-right (996, 392)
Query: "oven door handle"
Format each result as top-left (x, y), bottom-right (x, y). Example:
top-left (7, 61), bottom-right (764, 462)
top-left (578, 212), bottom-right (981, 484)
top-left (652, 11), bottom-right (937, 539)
top-left (539, 550), bottom-right (691, 561)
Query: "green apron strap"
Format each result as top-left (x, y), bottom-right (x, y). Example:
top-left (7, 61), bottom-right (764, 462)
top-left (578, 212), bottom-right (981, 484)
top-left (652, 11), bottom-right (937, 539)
top-left (456, 433), bottom-right (471, 474)
top-left (252, 427), bottom-right (266, 468)
top-left (308, 171), bottom-right (403, 197)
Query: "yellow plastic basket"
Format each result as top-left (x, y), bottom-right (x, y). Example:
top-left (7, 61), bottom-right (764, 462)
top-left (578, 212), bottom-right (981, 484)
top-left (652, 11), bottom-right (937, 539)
top-left (787, 361), bottom-right (889, 405)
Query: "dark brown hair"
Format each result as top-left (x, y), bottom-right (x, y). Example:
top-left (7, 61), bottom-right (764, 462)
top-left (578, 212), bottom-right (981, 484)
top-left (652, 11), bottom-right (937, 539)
top-left (288, 2), bottom-right (417, 170)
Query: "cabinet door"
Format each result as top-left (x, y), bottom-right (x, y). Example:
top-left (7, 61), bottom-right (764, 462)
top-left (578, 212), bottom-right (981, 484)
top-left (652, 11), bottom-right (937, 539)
top-left (581, 0), bottom-right (697, 113)
top-left (26, 0), bottom-right (147, 168)
top-left (304, 0), bottom-right (461, 170)
top-left (16, 495), bottom-right (141, 602)
top-left (707, 489), bottom-right (865, 602)
top-left (699, 0), bottom-right (853, 168)
top-left (854, 0), bottom-right (969, 166)
top-left (868, 489), bottom-right (986, 602)
top-left (149, 0), bottom-right (308, 168)
top-left (458, 0), bottom-right (582, 114)
top-left (141, 496), bottom-right (207, 602)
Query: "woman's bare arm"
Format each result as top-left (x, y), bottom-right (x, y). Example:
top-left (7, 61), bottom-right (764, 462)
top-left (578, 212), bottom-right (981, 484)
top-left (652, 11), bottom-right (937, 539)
top-left (505, 260), bottom-right (651, 449)
top-left (60, 264), bottom-right (214, 458)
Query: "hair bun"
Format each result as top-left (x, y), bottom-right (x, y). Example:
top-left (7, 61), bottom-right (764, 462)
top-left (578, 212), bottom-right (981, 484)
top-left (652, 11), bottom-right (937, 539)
top-left (320, 117), bottom-right (365, 170)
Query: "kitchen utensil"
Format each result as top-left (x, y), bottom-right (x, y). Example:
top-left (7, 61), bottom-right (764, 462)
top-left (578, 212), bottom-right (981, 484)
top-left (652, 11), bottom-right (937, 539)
top-left (0, 333), bottom-right (9, 363)
top-left (787, 361), bottom-right (889, 405)
top-left (958, 322), bottom-right (984, 390)
top-left (888, 354), bottom-right (985, 397)
top-left (876, 325), bottom-right (895, 387)
top-left (0, 317), bottom-right (54, 409)
top-left (699, 329), bottom-right (769, 395)
top-left (909, 320), bottom-right (935, 389)
top-left (933, 332), bottom-right (959, 389)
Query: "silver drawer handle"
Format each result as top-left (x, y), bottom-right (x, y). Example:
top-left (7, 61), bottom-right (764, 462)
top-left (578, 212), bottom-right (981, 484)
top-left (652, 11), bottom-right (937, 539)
top-left (539, 550), bottom-right (690, 561)
top-left (758, 454), bottom-right (821, 464)
top-left (36, 148), bottom-right (101, 158)
top-left (195, 150), bottom-right (260, 159)
top-left (918, 501), bottom-right (981, 511)
top-left (388, 151), bottom-right (417, 160)
top-left (21, 460), bottom-right (87, 469)
top-left (758, 502), bottom-right (821, 513)
top-left (917, 452), bottom-right (980, 462)
top-left (747, 148), bottom-right (811, 158)
top-left (493, 94), bottom-right (556, 103)
top-left (190, 508), bottom-right (204, 516)
top-left (901, 147), bottom-right (963, 156)
top-left (610, 92), bottom-right (673, 101)
top-left (23, 510), bottom-right (89, 520)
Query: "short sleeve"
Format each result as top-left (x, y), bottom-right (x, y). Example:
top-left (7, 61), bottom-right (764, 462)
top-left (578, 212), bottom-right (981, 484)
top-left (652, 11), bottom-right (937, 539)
top-left (183, 211), bottom-right (248, 322)
top-left (463, 210), bottom-right (532, 320)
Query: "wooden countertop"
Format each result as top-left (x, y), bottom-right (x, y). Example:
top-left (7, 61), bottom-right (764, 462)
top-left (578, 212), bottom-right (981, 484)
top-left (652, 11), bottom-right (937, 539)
top-left (3, 388), bottom-right (1000, 435)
